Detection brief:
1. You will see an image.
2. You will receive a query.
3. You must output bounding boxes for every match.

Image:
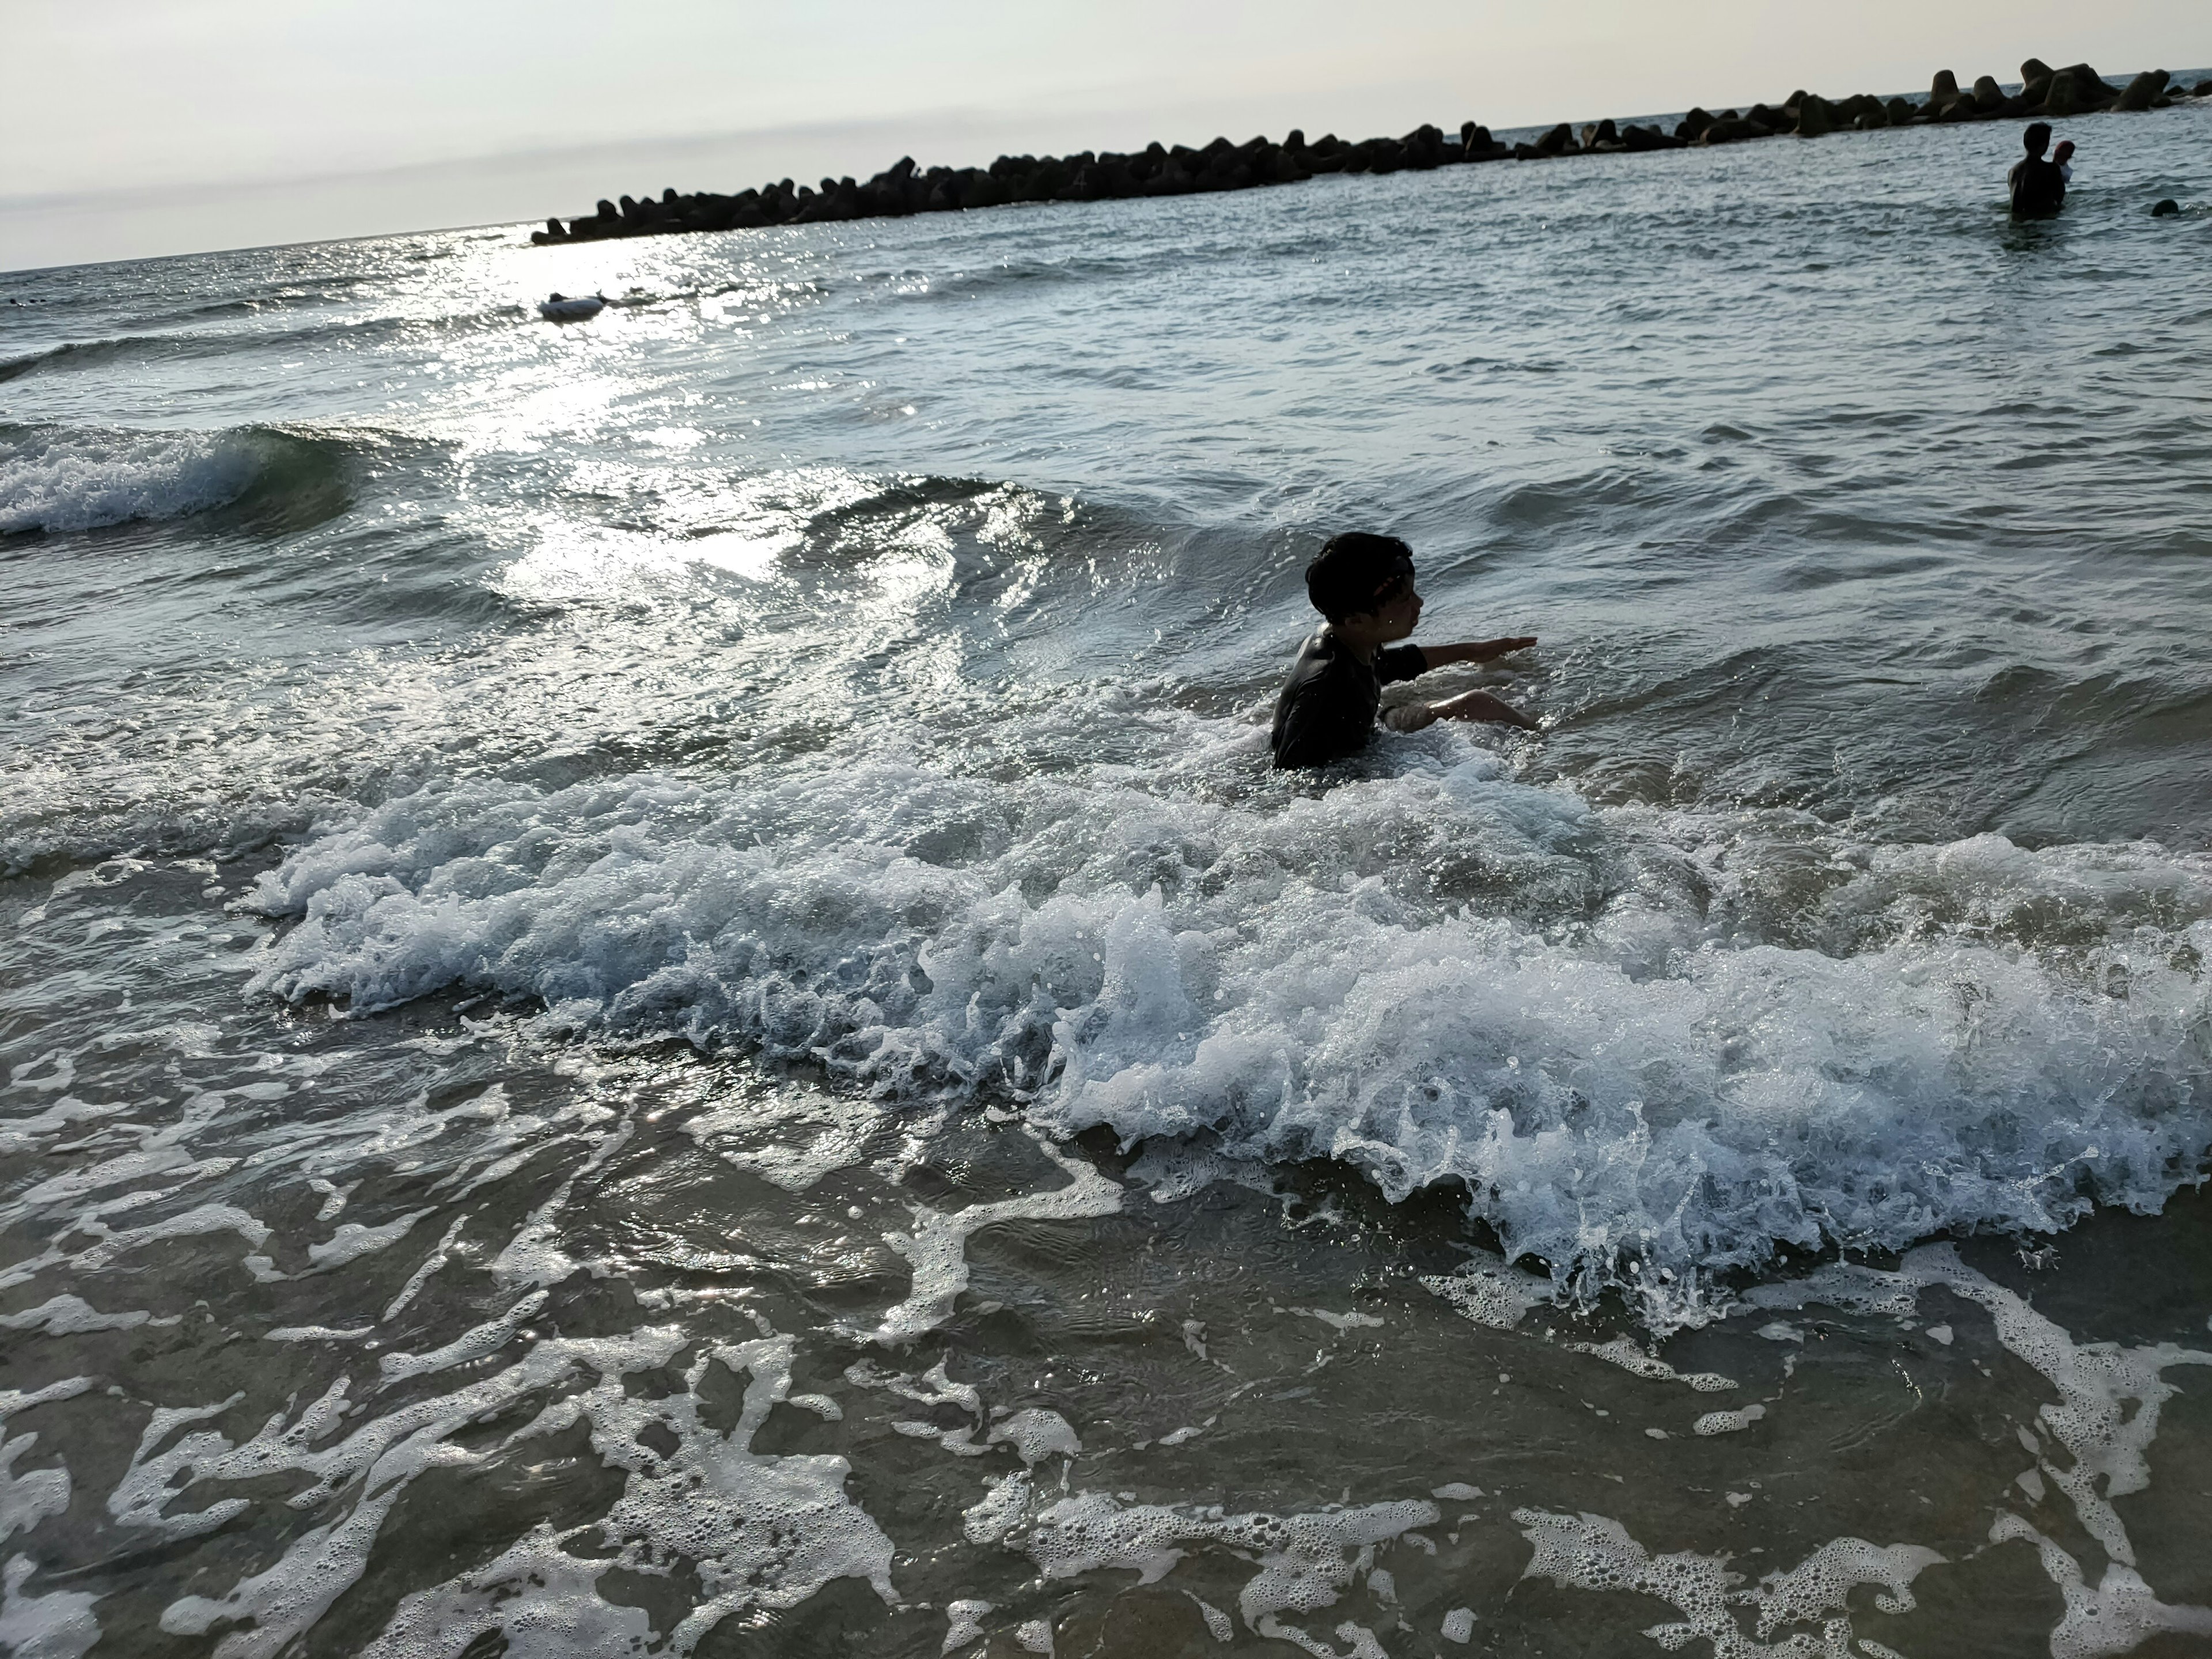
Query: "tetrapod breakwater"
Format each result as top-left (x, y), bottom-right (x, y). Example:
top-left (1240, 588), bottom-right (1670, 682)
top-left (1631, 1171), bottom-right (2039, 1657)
top-left (529, 58), bottom-right (2207, 246)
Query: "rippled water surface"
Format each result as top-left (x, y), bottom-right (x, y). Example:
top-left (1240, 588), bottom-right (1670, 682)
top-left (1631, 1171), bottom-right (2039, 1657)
top-left (4, 102), bottom-right (2212, 1657)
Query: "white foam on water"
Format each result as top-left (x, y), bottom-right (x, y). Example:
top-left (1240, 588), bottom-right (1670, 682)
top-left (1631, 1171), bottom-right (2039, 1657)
top-left (1187, 1591), bottom-right (1234, 1641)
top-left (0, 1433), bottom-right (70, 1551)
top-left (6, 1086), bottom-right (244, 1218)
top-left (962, 1470), bottom-right (1032, 1545)
top-left (240, 1080), bottom-right (589, 1214)
top-left (380, 1213), bottom-right (467, 1321)
top-left (1986, 1515), bottom-right (2212, 1659)
top-left (0, 1296), bottom-right (175, 1337)
top-left (846, 1356), bottom-right (982, 1419)
top-left (1889, 1246), bottom-right (2212, 1659)
top-left (1733, 1244), bottom-right (2212, 1656)
top-left (893, 1421), bottom-right (993, 1457)
top-left (306, 1178), bottom-right (357, 1222)
top-left (991, 1408), bottom-right (1082, 1464)
top-left (1422, 1262), bottom-right (1744, 1397)
top-left (1691, 1403), bottom-right (1767, 1437)
top-left (1294, 1308), bottom-right (1384, 1332)
top-left (0, 1097), bottom-right (126, 1158)
top-left (490, 1118), bottom-right (634, 1293)
top-left (971, 1480), bottom-right (1437, 1641)
top-left (1515, 1507), bottom-right (1944, 1656)
top-left (0, 1052), bottom-right (77, 1095)
top-left (3, 1204), bottom-right (272, 1294)
top-left (1125, 1141), bottom-right (1267, 1204)
top-left (685, 1087), bottom-right (886, 1192)
top-left (0, 1555), bottom-right (100, 1659)
top-left (304, 1207), bottom-right (433, 1271)
top-left (529, 1335), bottom-right (896, 1652)
top-left (848, 1360), bottom-right (1080, 1470)
top-left (941, 1599), bottom-right (992, 1653)
top-left (0, 427), bottom-right (274, 533)
top-left (354, 1526), bottom-right (656, 1659)
top-left (1419, 1252), bottom-right (1548, 1330)
top-left (377, 1289), bottom-right (548, 1384)
top-left (113, 1324), bottom-right (893, 1658)
top-left (1441, 1605), bottom-right (1476, 1642)
top-left (242, 750), bottom-right (2212, 1325)
top-left (1562, 1335), bottom-right (1736, 1393)
top-left (869, 1140), bottom-right (1122, 1346)
top-left (1743, 1262), bottom-right (1924, 1323)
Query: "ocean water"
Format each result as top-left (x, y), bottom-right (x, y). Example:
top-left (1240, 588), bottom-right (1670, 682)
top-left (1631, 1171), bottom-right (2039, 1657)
top-left (4, 101), bottom-right (2212, 1658)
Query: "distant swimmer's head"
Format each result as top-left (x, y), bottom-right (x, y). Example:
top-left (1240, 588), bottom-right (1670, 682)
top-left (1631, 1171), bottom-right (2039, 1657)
top-left (1306, 532), bottom-right (1422, 639)
top-left (2023, 122), bottom-right (2052, 157)
top-left (2053, 139), bottom-right (2075, 165)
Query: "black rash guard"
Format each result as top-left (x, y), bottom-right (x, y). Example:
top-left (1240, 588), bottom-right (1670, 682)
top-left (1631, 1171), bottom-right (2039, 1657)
top-left (1268, 628), bottom-right (1429, 769)
top-left (2008, 155), bottom-right (2066, 217)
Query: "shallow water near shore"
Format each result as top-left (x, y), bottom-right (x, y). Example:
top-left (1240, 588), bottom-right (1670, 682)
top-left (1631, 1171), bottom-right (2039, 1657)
top-left (5, 99), bottom-right (2212, 1657)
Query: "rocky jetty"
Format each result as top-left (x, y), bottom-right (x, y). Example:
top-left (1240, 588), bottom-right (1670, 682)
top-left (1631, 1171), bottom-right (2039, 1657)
top-left (531, 59), bottom-right (2212, 245)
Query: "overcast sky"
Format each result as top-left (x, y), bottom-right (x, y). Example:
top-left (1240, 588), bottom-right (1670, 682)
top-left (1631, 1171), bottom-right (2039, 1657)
top-left (5, 0), bottom-right (2206, 270)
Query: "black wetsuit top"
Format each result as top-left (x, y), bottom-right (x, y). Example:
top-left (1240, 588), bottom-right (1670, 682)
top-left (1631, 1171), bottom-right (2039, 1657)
top-left (2008, 156), bottom-right (2066, 218)
top-left (1268, 629), bottom-right (1429, 769)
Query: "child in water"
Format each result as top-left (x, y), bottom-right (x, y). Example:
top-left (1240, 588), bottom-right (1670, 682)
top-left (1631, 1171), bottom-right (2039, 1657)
top-left (2008, 122), bottom-right (2067, 218)
top-left (1269, 532), bottom-right (1538, 770)
top-left (2054, 139), bottom-right (2075, 183)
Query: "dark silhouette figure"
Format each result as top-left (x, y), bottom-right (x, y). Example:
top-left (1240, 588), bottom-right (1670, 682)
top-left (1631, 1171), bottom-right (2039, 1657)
top-left (2009, 122), bottom-right (2067, 218)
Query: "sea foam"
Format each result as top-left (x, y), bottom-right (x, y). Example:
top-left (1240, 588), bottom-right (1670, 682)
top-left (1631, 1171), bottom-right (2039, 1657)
top-left (244, 737), bottom-right (2212, 1325)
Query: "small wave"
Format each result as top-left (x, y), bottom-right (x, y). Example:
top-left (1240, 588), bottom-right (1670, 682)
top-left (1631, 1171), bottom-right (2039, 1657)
top-left (0, 424), bottom-right (353, 536)
top-left (1422, 355), bottom-right (1566, 379)
top-left (0, 334), bottom-right (244, 383)
top-left (0, 342), bottom-right (98, 384)
top-left (874, 240), bottom-right (1249, 304)
top-left (912, 259), bottom-right (1097, 300)
top-left (116, 290), bottom-right (344, 331)
top-left (0, 303), bottom-right (520, 387)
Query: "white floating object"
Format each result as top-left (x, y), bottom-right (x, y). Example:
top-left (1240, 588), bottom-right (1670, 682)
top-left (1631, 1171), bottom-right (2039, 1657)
top-left (537, 293), bottom-right (605, 320)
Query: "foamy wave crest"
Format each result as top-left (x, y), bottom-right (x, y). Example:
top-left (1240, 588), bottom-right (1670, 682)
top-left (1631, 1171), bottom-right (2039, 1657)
top-left (244, 738), bottom-right (2212, 1325)
top-left (0, 425), bottom-right (341, 535)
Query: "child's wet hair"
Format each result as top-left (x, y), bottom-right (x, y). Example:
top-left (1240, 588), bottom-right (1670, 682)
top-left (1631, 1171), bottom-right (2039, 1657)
top-left (1305, 532), bottom-right (1415, 623)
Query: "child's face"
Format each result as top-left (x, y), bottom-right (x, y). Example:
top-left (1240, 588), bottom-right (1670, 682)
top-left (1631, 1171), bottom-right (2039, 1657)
top-left (1365, 574), bottom-right (1423, 640)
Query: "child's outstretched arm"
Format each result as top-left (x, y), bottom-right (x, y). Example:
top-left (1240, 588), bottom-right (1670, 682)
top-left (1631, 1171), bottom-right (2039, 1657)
top-left (1385, 635), bottom-right (1540, 732)
top-left (1415, 635), bottom-right (1536, 668)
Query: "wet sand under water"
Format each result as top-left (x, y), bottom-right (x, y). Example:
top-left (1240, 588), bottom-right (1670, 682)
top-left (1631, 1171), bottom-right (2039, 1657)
top-left (4, 858), bottom-right (2210, 1658)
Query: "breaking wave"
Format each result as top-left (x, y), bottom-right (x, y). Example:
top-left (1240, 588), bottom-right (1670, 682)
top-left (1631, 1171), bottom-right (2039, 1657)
top-left (0, 422), bottom-right (352, 535)
top-left (244, 728), bottom-right (2212, 1326)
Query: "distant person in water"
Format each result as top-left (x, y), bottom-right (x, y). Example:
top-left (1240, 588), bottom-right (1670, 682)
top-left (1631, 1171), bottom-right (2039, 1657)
top-left (2053, 139), bottom-right (2075, 183)
top-left (2009, 122), bottom-right (2067, 218)
top-left (1269, 532), bottom-right (1537, 770)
